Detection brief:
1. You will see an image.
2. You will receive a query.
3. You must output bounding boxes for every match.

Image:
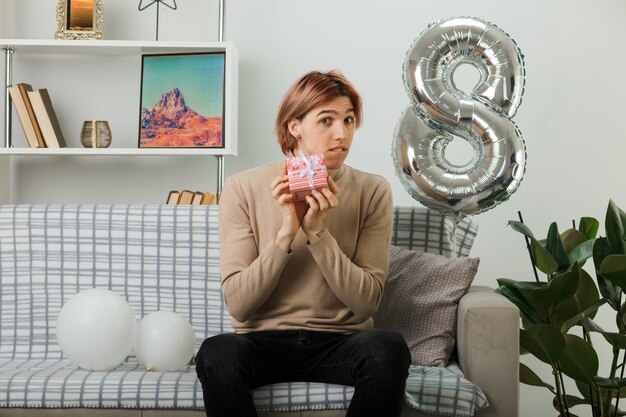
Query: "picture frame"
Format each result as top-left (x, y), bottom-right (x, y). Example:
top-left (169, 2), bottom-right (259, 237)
top-left (138, 52), bottom-right (226, 149)
top-left (55, 0), bottom-right (104, 40)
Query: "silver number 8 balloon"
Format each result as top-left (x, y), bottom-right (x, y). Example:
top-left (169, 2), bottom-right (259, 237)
top-left (393, 17), bottom-right (526, 217)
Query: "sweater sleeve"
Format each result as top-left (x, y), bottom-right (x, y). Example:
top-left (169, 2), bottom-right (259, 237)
top-left (218, 176), bottom-right (291, 322)
top-left (306, 178), bottom-right (393, 321)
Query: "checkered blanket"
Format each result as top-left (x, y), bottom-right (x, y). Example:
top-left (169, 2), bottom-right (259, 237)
top-left (0, 204), bottom-right (485, 416)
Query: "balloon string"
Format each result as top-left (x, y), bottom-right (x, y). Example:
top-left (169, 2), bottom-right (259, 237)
top-left (450, 212), bottom-right (463, 257)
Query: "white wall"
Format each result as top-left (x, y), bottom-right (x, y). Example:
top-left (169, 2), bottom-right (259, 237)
top-left (0, 0), bottom-right (15, 38)
top-left (2, 1), bottom-right (626, 415)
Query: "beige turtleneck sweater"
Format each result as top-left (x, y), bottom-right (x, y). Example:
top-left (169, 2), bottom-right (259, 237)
top-left (218, 161), bottom-right (392, 333)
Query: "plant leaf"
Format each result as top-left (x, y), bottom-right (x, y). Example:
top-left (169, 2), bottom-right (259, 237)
top-left (619, 302), bottom-right (626, 332)
top-left (568, 239), bottom-right (595, 266)
top-left (576, 380), bottom-right (593, 401)
top-left (593, 237), bottom-right (622, 311)
top-left (520, 324), bottom-right (565, 365)
top-left (508, 220), bottom-right (537, 240)
top-left (507, 220), bottom-right (560, 275)
top-left (531, 266), bottom-right (579, 310)
top-left (558, 334), bottom-right (599, 383)
top-left (496, 281), bottom-right (547, 324)
top-left (621, 202), bottom-right (626, 242)
top-left (606, 199), bottom-right (626, 255)
top-left (546, 222), bottom-right (571, 271)
top-left (593, 376), bottom-right (626, 390)
top-left (520, 362), bottom-right (556, 392)
top-left (553, 266), bottom-right (601, 330)
top-left (559, 298), bottom-right (605, 333)
top-left (561, 228), bottom-right (588, 255)
top-left (496, 279), bottom-right (543, 292)
top-left (581, 314), bottom-right (607, 333)
top-left (579, 216), bottom-right (600, 241)
top-left (583, 377), bottom-right (626, 416)
top-left (561, 395), bottom-right (589, 408)
top-left (552, 394), bottom-right (588, 412)
top-left (600, 254), bottom-right (626, 288)
top-left (582, 315), bottom-right (626, 349)
top-left (577, 379), bottom-right (626, 405)
top-left (531, 239), bottom-right (559, 275)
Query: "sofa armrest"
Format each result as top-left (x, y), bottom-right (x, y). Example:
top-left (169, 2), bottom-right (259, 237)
top-left (456, 285), bottom-right (520, 417)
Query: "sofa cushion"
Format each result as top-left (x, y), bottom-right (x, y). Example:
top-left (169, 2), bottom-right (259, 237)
top-left (374, 245), bottom-right (480, 366)
top-left (391, 207), bottom-right (478, 257)
top-left (0, 357), bottom-right (487, 415)
top-left (404, 364), bottom-right (488, 416)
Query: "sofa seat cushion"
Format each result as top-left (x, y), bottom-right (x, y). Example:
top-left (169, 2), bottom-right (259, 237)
top-left (0, 358), bottom-right (487, 416)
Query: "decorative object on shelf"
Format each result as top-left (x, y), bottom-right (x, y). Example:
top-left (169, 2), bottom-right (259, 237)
top-left (139, 52), bottom-right (226, 149)
top-left (80, 120), bottom-right (112, 148)
top-left (392, 16), bottom-right (526, 218)
top-left (55, 0), bottom-right (104, 40)
top-left (138, 0), bottom-right (178, 41)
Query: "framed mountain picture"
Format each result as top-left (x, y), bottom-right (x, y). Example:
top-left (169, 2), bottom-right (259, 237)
top-left (138, 52), bottom-right (226, 148)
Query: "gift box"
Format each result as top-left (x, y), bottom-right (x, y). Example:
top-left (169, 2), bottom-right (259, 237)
top-left (285, 152), bottom-right (328, 201)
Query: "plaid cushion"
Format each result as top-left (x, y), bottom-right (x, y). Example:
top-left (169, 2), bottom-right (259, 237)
top-left (0, 358), bottom-right (486, 416)
top-left (392, 207), bottom-right (478, 257)
top-left (0, 204), bottom-right (228, 362)
top-left (0, 204), bottom-right (484, 416)
top-left (405, 364), bottom-right (487, 417)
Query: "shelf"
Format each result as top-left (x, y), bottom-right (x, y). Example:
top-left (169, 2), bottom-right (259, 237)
top-left (0, 148), bottom-right (234, 156)
top-left (0, 147), bottom-right (232, 156)
top-left (1, 38), bottom-right (238, 204)
top-left (1, 38), bottom-right (239, 156)
top-left (0, 39), bottom-right (235, 55)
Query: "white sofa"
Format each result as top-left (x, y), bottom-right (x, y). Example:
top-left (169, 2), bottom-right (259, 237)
top-left (0, 204), bottom-right (519, 417)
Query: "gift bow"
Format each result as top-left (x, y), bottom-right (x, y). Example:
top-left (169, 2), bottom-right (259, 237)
top-left (296, 150), bottom-right (321, 190)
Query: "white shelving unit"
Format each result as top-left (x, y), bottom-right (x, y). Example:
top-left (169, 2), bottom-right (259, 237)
top-left (1, 39), bottom-right (238, 203)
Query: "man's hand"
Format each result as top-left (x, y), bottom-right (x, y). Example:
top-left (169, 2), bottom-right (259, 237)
top-left (271, 163), bottom-right (307, 252)
top-left (302, 176), bottom-right (339, 243)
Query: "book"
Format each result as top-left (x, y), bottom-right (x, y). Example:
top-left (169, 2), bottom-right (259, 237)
top-left (8, 84), bottom-right (45, 148)
top-left (192, 191), bottom-right (204, 205)
top-left (166, 190), bottom-right (179, 204)
top-left (199, 192), bottom-right (215, 205)
top-left (26, 89), bottom-right (67, 148)
top-left (176, 189), bottom-right (196, 205)
top-left (16, 83), bottom-right (46, 147)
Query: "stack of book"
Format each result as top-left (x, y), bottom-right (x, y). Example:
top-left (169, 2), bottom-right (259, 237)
top-left (9, 82), bottom-right (66, 148)
top-left (166, 190), bottom-right (219, 205)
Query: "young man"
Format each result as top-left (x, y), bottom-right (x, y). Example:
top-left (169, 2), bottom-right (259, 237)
top-left (196, 70), bottom-right (410, 417)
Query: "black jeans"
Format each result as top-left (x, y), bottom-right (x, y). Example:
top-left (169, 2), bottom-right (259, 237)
top-left (195, 328), bottom-right (411, 417)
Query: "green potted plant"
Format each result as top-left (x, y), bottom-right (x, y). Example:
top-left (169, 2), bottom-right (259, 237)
top-left (496, 200), bottom-right (626, 417)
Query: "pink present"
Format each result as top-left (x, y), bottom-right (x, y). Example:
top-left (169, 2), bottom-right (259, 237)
top-left (285, 152), bottom-right (328, 201)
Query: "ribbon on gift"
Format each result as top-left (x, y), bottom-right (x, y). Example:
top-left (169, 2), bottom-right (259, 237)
top-left (293, 150), bottom-right (321, 190)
